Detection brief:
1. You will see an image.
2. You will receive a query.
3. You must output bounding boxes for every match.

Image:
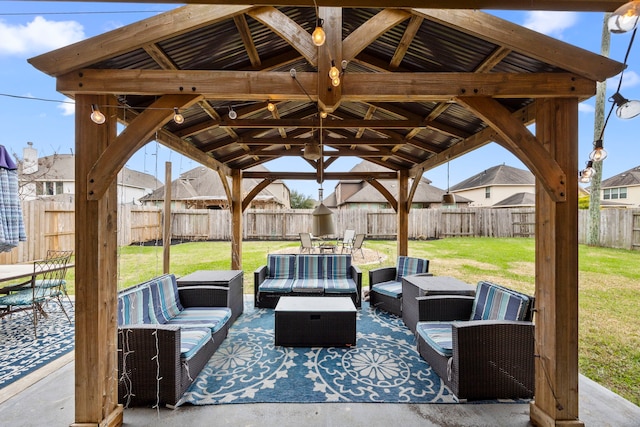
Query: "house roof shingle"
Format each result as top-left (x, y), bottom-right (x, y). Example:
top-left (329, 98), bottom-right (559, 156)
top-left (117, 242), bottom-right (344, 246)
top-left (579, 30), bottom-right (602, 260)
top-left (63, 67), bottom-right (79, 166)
top-left (450, 164), bottom-right (534, 191)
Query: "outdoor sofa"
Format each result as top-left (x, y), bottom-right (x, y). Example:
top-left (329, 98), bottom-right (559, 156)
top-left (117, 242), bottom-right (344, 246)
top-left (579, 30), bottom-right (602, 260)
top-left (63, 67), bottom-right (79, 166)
top-left (368, 256), bottom-right (430, 316)
top-left (415, 280), bottom-right (535, 400)
top-left (117, 273), bottom-right (236, 407)
top-left (254, 253), bottom-right (362, 308)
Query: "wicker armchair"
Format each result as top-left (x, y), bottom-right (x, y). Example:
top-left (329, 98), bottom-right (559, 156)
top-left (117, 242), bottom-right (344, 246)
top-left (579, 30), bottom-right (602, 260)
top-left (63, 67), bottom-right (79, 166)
top-left (415, 281), bottom-right (535, 400)
top-left (368, 256), bottom-right (430, 316)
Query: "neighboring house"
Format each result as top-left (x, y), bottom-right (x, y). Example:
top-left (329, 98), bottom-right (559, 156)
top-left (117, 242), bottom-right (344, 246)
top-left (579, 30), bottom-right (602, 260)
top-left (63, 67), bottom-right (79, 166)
top-left (140, 165), bottom-right (290, 209)
top-left (493, 192), bottom-right (536, 208)
top-left (17, 142), bottom-right (160, 204)
top-left (327, 160), bottom-right (470, 209)
top-left (599, 165), bottom-right (640, 208)
top-left (450, 164), bottom-right (535, 207)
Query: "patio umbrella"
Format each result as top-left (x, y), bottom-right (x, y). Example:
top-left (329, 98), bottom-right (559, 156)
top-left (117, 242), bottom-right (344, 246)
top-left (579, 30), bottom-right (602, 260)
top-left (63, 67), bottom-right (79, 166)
top-left (0, 145), bottom-right (26, 252)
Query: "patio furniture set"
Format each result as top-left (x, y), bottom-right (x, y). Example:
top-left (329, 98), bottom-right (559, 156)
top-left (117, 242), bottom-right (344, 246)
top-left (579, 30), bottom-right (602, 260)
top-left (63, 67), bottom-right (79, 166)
top-left (116, 252), bottom-right (534, 408)
top-left (299, 230), bottom-right (365, 257)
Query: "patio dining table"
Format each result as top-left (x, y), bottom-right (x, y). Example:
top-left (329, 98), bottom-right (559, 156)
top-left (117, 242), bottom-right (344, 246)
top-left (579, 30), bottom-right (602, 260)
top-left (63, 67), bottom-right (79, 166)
top-left (0, 262), bottom-right (74, 292)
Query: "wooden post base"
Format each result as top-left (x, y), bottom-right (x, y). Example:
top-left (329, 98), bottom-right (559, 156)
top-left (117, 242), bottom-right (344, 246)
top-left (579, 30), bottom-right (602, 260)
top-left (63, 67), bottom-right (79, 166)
top-left (530, 402), bottom-right (584, 427)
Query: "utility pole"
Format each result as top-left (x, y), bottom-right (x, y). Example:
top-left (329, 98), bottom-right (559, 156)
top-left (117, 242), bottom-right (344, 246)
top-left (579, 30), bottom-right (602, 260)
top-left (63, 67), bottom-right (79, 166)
top-left (587, 13), bottom-right (612, 246)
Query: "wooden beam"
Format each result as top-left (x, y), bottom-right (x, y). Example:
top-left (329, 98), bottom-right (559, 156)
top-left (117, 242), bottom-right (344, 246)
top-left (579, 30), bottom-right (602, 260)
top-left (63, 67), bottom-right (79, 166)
top-left (58, 69), bottom-right (597, 99)
top-left (531, 97), bottom-right (582, 427)
top-left (28, 4), bottom-right (254, 77)
top-left (397, 169), bottom-right (409, 256)
top-left (343, 9), bottom-right (411, 61)
top-left (233, 14), bottom-right (261, 68)
top-left (27, 1), bottom-right (629, 13)
top-left (407, 170), bottom-right (423, 212)
top-left (87, 94), bottom-right (202, 200)
top-left (73, 94), bottom-right (122, 427)
top-left (413, 8), bottom-right (624, 82)
top-left (367, 178), bottom-right (398, 211)
top-left (231, 169), bottom-right (242, 270)
top-left (242, 178), bottom-right (274, 211)
top-left (247, 6), bottom-right (317, 66)
top-left (242, 171), bottom-right (398, 180)
top-left (218, 169), bottom-right (232, 204)
top-left (390, 15), bottom-right (423, 69)
top-left (456, 96), bottom-right (567, 202)
top-left (317, 7), bottom-right (342, 113)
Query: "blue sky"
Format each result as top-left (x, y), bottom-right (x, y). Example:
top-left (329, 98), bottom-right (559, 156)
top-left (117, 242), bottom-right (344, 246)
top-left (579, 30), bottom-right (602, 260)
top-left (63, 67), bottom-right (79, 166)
top-left (1, 3), bottom-right (639, 198)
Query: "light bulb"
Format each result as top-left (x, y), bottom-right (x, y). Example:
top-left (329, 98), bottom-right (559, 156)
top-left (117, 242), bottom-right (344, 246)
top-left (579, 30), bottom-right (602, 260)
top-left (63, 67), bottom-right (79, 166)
top-left (267, 102), bottom-right (275, 112)
top-left (589, 140), bottom-right (608, 162)
top-left (228, 108), bottom-right (237, 120)
top-left (173, 107), bottom-right (184, 124)
top-left (582, 161), bottom-right (595, 179)
top-left (312, 19), bottom-right (326, 46)
top-left (320, 111), bottom-right (328, 119)
top-left (90, 104), bottom-right (106, 124)
top-left (616, 99), bottom-right (640, 119)
top-left (329, 62), bottom-right (340, 79)
top-left (608, 1), bottom-right (640, 33)
top-left (331, 76), bottom-right (340, 87)
top-left (579, 172), bottom-right (591, 184)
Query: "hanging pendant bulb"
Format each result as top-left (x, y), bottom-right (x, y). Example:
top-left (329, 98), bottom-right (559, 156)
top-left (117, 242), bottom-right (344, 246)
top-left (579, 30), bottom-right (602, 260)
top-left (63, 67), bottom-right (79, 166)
top-left (90, 104), bottom-right (106, 124)
top-left (608, 1), bottom-right (640, 33)
top-left (589, 139), bottom-right (608, 162)
top-left (582, 161), bottom-right (595, 179)
top-left (267, 102), bottom-right (275, 112)
top-left (611, 92), bottom-right (640, 119)
top-left (173, 107), bottom-right (185, 124)
top-left (312, 18), bottom-right (326, 46)
top-left (442, 161), bottom-right (456, 207)
top-left (312, 187), bottom-right (335, 237)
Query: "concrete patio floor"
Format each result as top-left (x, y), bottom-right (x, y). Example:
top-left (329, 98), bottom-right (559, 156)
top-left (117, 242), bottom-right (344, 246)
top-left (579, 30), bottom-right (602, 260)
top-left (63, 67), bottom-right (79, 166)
top-left (1, 356), bottom-right (639, 427)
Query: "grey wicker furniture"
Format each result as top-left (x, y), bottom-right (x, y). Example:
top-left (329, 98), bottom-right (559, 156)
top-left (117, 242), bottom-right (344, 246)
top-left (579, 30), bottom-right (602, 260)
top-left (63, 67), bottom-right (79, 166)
top-left (368, 256), bottom-right (430, 316)
top-left (401, 274), bottom-right (475, 333)
top-left (415, 280), bottom-right (535, 400)
top-left (117, 273), bottom-right (237, 407)
top-left (254, 253), bottom-right (362, 308)
top-left (274, 296), bottom-right (356, 347)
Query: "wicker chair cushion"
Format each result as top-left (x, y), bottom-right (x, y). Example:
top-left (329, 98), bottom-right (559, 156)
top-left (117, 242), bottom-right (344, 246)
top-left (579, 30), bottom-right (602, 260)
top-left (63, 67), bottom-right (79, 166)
top-left (0, 288), bottom-right (45, 305)
top-left (296, 255), bottom-right (325, 279)
top-left (180, 327), bottom-right (212, 361)
top-left (292, 278), bottom-right (325, 293)
top-left (324, 278), bottom-right (357, 293)
top-left (267, 254), bottom-right (296, 279)
top-left (117, 285), bottom-right (153, 325)
top-left (325, 254), bottom-right (351, 279)
top-left (258, 278), bottom-right (295, 293)
top-left (371, 280), bottom-right (402, 298)
top-left (395, 256), bottom-right (429, 282)
top-left (168, 307), bottom-right (232, 333)
top-left (470, 281), bottom-right (531, 321)
top-left (416, 322), bottom-right (453, 357)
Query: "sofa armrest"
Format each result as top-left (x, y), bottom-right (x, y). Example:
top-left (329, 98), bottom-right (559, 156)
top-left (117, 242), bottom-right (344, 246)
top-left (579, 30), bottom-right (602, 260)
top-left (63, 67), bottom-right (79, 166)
top-left (118, 324), bottom-right (182, 406)
top-left (417, 295), bottom-right (474, 322)
top-left (350, 264), bottom-right (363, 307)
top-left (178, 285), bottom-right (229, 308)
top-left (369, 267), bottom-right (396, 286)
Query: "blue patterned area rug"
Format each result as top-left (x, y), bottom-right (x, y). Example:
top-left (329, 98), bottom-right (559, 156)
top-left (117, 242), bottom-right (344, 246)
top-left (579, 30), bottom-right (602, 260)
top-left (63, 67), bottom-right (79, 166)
top-left (0, 301), bottom-right (75, 390)
top-left (181, 301), bottom-right (458, 405)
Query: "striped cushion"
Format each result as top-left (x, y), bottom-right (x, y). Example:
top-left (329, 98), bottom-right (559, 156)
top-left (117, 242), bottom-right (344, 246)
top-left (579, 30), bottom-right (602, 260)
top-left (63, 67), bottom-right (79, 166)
top-left (416, 322), bottom-right (453, 357)
top-left (148, 274), bottom-right (184, 324)
top-left (259, 278), bottom-right (294, 293)
top-left (180, 327), bottom-right (212, 361)
top-left (267, 254), bottom-right (296, 279)
top-left (324, 278), bottom-right (356, 294)
top-left (168, 307), bottom-right (232, 334)
top-left (296, 255), bottom-right (324, 279)
top-left (371, 280), bottom-right (402, 298)
top-left (292, 278), bottom-right (324, 293)
top-left (117, 285), bottom-right (153, 325)
top-left (325, 255), bottom-right (351, 279)
top-left (395, 256), bottom-right (429, 282)
top-left (470, 281), bottom-right (530, 321)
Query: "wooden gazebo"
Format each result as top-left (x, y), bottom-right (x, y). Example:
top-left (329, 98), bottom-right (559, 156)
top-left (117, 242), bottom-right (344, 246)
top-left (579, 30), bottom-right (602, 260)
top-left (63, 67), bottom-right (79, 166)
top-left (28, 2), bottom-right (626, 426)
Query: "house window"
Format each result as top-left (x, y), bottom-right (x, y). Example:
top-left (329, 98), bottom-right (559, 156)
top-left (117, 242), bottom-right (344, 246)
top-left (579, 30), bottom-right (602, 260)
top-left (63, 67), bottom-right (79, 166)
top-left (485, 187), bottom-right (491, 199)
top-left (35, 181), bottom-right (64, 196)
top-left (603, 187), bottom-right (627, 200)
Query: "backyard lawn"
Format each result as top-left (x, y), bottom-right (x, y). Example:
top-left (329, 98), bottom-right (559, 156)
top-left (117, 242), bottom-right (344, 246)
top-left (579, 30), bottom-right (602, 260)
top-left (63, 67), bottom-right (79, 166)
top-left (64, 237), bottom-right (640, 407)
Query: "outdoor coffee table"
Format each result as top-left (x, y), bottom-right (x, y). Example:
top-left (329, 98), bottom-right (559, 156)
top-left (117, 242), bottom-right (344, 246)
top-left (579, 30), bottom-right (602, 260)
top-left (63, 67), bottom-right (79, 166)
top-left (274, 296), bottom-right (356, 347)
top-left (402, 274), bottom-right (476, 333)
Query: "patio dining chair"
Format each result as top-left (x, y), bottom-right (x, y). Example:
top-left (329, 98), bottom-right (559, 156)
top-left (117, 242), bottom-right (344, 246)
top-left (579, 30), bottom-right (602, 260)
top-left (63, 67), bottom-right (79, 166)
top-left (349, 233), bottom-right (366, 258)
top-left (338, 229), bottom-right (356, 253)
top-left (299, 232), bottom-right (316, 254)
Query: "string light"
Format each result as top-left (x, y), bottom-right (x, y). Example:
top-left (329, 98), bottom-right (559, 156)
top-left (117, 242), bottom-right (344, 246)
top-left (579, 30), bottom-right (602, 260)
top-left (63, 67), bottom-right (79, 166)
top-left (589, 139), bottom-right (608, 162)
top-left (312, 18), bottom-right (326, 46)
top-left (228, 107), bottom-right (237, 120)
top-left (90, 104), bottom-right (106, 124)
top-left (267, 102), bottom-right (275, 112)
top-left (173, 107), bottom-right (184, 124)
top-left (608, 1), bottom-right (640, 33)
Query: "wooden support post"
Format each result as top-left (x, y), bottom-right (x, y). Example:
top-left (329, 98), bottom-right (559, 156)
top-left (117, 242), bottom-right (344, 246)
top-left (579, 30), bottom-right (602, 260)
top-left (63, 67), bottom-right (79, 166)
top-left (72, 95), bottom-right (123, 427)
top-left (163, 162), bottom-right (172, 274)
top-left (397, 169), bottom-right (409, 256)
top-left (231, 169), bottom-right (242, 270)
top-left (530, 98), bottom-right (582, 427)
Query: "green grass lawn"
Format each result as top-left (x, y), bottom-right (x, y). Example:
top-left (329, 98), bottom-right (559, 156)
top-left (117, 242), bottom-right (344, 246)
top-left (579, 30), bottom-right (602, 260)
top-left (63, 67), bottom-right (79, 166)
top-left (64, 237), bottom-right (640, 406)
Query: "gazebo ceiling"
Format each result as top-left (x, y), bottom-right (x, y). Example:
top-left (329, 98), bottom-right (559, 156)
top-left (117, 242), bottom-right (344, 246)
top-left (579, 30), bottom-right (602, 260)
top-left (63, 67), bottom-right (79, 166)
top-left (29, 5), bottom-right (624, 184)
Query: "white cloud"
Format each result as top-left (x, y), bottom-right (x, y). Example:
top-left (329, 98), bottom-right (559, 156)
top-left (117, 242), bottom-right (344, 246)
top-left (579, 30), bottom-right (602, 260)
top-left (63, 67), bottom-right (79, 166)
top-left (523, 12), bottom-right (578, 38)
top-left (579, 102), bottom-right (595, 113)
top-left (0, 16), bottom-right (85, 56)
top-left (606, 70), bottom-right (640, 90)
top-left (57, 98), bottom-right (75, 116)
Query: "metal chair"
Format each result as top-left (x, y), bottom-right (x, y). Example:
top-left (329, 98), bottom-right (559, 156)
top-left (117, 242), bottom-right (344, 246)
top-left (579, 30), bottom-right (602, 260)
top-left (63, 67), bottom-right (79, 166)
top-left (299, 232), bottom-right (316, 253)
top-left (338, 229), bottom-right (356, 253)
top-left (349, 233), bottom-right (366, 258)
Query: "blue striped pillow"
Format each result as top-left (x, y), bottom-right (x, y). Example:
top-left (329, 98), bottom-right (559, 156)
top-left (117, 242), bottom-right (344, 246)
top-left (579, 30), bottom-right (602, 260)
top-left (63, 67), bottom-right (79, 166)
top-left (180, 327), bottom-right (212, 361)
top-left (470, 281), bottom-right (530, 321)
top-left (169, 307), bottom-right (232, 334)
top-left (149, 274), bottom-right (184, 323)
top-left (268, 254), bottom-right (296, 279)
top-left (297, 255), bottom-right (324, 279)
top-left (395, 256), bottom-right (429, 282)
top-left (117, 285), bottom-right (153, 325)
top-left (326, 254), bottom-right (351, 279)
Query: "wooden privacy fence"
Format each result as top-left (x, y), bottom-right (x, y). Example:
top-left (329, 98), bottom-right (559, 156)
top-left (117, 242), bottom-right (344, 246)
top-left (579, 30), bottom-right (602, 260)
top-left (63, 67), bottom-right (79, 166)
top-left (2, 201), bottom-right (639, 263)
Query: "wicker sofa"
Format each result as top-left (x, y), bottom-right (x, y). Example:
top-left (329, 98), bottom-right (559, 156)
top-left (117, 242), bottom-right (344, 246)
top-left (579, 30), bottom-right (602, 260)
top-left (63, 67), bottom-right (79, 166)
top-left (415, 280), bottom-right (535, 400)
top-left (368, 256), bottom-right (430, 316)
top-left (254, 253), bottom-right (362, 308)
top-left (117, 273), bottom-right (236, 407)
